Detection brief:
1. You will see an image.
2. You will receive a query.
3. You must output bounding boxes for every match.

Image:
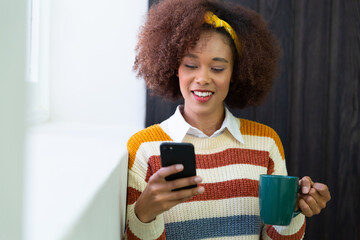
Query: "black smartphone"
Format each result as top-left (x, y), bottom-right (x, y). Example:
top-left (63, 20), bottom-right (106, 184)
top-left (160, 142), bottom-right (197, 191)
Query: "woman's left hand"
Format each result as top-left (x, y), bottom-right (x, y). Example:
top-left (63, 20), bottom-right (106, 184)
top-left (296, 176), bottom-right (331, 217)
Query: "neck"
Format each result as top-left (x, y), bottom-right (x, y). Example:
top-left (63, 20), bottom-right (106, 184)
top-left (181, 104), bottom-right (225, 137)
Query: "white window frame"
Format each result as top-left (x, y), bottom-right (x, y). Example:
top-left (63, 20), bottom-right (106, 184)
top-left (27, 0), bottom-right (50, 124)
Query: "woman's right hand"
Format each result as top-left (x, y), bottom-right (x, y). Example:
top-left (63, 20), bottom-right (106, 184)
top-left (134, 164), bottom-right (205, 223)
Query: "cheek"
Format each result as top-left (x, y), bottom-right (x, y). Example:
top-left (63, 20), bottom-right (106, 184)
top-left (178, 73), bottom-right (190, 96)
top-left (222, 83), bottom-right (230, 97)
top-left (178, 70), bottom-right (191, 89)
top-left (218, 77), bottom-right (231, 96)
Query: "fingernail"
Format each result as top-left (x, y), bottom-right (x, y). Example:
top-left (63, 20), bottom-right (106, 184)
top-left (176, 164), bottom-right (184, 170)
top-left (194, 176), bottom-right (202, 183)
top-left (303, 187), bottom-right (309, 193)
top-left (198, 187), bottom-right (205, 194)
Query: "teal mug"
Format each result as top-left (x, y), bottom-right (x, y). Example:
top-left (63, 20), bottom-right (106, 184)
top-left (259, 174), bottom-right (301, 226)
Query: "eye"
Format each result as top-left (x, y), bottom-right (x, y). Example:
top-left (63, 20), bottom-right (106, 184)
top-left (185, 64), bottom-right (197, 69)
top-left (212, 67), bottom-right (224, 72)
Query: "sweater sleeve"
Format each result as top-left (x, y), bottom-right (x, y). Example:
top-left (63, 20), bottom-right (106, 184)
top-left (125, 138), bottom-right (166, 239)
top-left (261, 129), bottom-right (306, 240)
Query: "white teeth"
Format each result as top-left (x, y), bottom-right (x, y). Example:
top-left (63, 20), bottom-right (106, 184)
top-left (193, 91), bottom-right (213, 97)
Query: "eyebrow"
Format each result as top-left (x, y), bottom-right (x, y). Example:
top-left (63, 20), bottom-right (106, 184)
top-left (184, 53), bottom-right (229, 63)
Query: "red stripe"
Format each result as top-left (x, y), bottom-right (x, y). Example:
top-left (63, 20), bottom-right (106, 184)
top-left (189, 179), bottom-right (259, 202)
top-left (145, 156), bottom-right (162, 182)
top-left (127, 187), bottom-right (141, 205)
top-left (266, 220), bottom-right (306, 240)
top-left (267, 157), bottom-right (275, 175)
top-left (196, 148), bottom-right (270, 169)
top-left (145, 148), bottom-right (273, 182)
top-left (128, 179), bottom-right (259, 204)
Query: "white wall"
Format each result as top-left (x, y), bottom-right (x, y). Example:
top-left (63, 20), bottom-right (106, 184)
top-left (22, 1), bottom-right (148, 239)
top-left (50, 0), bottom-right (148, 127)
top-left (0, 0), bottom-right (27, 239)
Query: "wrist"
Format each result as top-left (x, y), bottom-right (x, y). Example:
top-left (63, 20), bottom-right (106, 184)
top-left (135, 203), bottom-right (156, 223)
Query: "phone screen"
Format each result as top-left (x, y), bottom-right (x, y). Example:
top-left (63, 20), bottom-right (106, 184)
top-left (160, 142), bottom-right (197, 190)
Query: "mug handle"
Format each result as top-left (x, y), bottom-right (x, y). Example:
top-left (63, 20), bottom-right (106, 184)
top-left (293, 185), bottom-right (302, 217)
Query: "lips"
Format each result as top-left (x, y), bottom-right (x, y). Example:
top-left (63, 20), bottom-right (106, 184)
top-left (191, 90), bottom-right (214, 102)
top-left (193, 90), bottom-right (213, 97)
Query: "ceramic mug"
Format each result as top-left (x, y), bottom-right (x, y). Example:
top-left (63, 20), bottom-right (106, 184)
top-left (259, 174), bottom-right (301, 226)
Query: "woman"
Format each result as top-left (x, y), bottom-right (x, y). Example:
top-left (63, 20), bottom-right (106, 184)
top-left (126, 0), bottom-right (331, 239)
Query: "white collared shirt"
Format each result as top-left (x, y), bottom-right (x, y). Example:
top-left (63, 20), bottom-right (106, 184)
top-left (160, 105), bottom-right (245, 144)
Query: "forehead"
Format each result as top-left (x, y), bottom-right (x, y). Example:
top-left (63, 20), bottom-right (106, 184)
top-left (187, 30), bottom-right (234, 59)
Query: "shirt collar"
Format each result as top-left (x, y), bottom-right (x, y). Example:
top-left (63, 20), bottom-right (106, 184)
top-left (161, 105), bottom-right (244, 144)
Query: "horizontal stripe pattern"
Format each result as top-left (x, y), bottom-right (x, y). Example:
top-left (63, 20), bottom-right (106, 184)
top-left (197, 148), bottom-right (270, 168)
top-left (134, 128), bottom-right (282, 161)
top-left (128, 179), bottom-right (259, 205)
top-left (241, 135), bottom-right (284, 163)
top-left (127, 124), bottom-right (172, 170)
top-left (182, 130), bottom-right (280, 157)
top-left (165, 197), bottom-right (260, 223)
top-left (266, 220), bottom-right (306, 240)
top-left (198, 164), bottom-right (267, 183)
top-left (145, 148), bottom-right (273, 182)
top-left (240, 118), bottom-right (285, 160)
top-left (126, 121), bottom-right (305, 239)
top-left (190, 179), bottom-right (259, 202)
top-left (165, 215), bottom-right (261, 240)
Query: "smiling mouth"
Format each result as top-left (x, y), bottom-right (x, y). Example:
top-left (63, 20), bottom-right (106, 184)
top-left (192, 91), bottom-right (214, 97)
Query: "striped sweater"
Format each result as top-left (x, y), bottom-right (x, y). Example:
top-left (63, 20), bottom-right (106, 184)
top-left (126, 119), bottom-right (306, 239)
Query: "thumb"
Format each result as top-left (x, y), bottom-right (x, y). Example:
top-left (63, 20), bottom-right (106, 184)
top-left (299, 176), bottom-right (313, 194)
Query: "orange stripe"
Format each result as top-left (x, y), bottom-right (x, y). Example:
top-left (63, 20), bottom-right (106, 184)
top-left (266, 220), bottom-right (306, 240)
top-left (240, 119), bottom-right (285, 160)
top-left (127, 124), bottom-right (172, 170)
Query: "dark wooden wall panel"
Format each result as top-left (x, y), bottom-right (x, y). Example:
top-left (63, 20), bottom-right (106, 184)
top-left (290, 1), bottom-right (332, 239)
top-left (323, 0), bottom-right (343, 238)
top-left (144, 0), bottom-right (360, 239)
top-left (326, 0), bottom-right (360, 239)
top-left (290, 0), bottom-right (331, 180)
top-left (255, 0), bottom-right (294, 168)
top-left (323, 2), bottom-right (341, 238)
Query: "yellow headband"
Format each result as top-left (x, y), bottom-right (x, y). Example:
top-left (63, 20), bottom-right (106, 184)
top-left (204, 11), bottom-right (241, 55)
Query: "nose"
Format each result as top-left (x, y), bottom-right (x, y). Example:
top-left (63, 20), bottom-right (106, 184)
top-left (195, 67), bottom-right (211, 85)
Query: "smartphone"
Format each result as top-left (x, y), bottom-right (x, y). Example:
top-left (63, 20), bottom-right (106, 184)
top-left (160, 142), bottom-right (197, 191)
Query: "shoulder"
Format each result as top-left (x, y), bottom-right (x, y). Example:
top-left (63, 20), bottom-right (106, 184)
top-left (127, 124), bottom-right (172, 170)
top-left (239, 118), bottom-right (278, 138)
top-left (127, 124), bottom-right (172, 150)
top-left (239, 118), bottom-right (284, 159)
